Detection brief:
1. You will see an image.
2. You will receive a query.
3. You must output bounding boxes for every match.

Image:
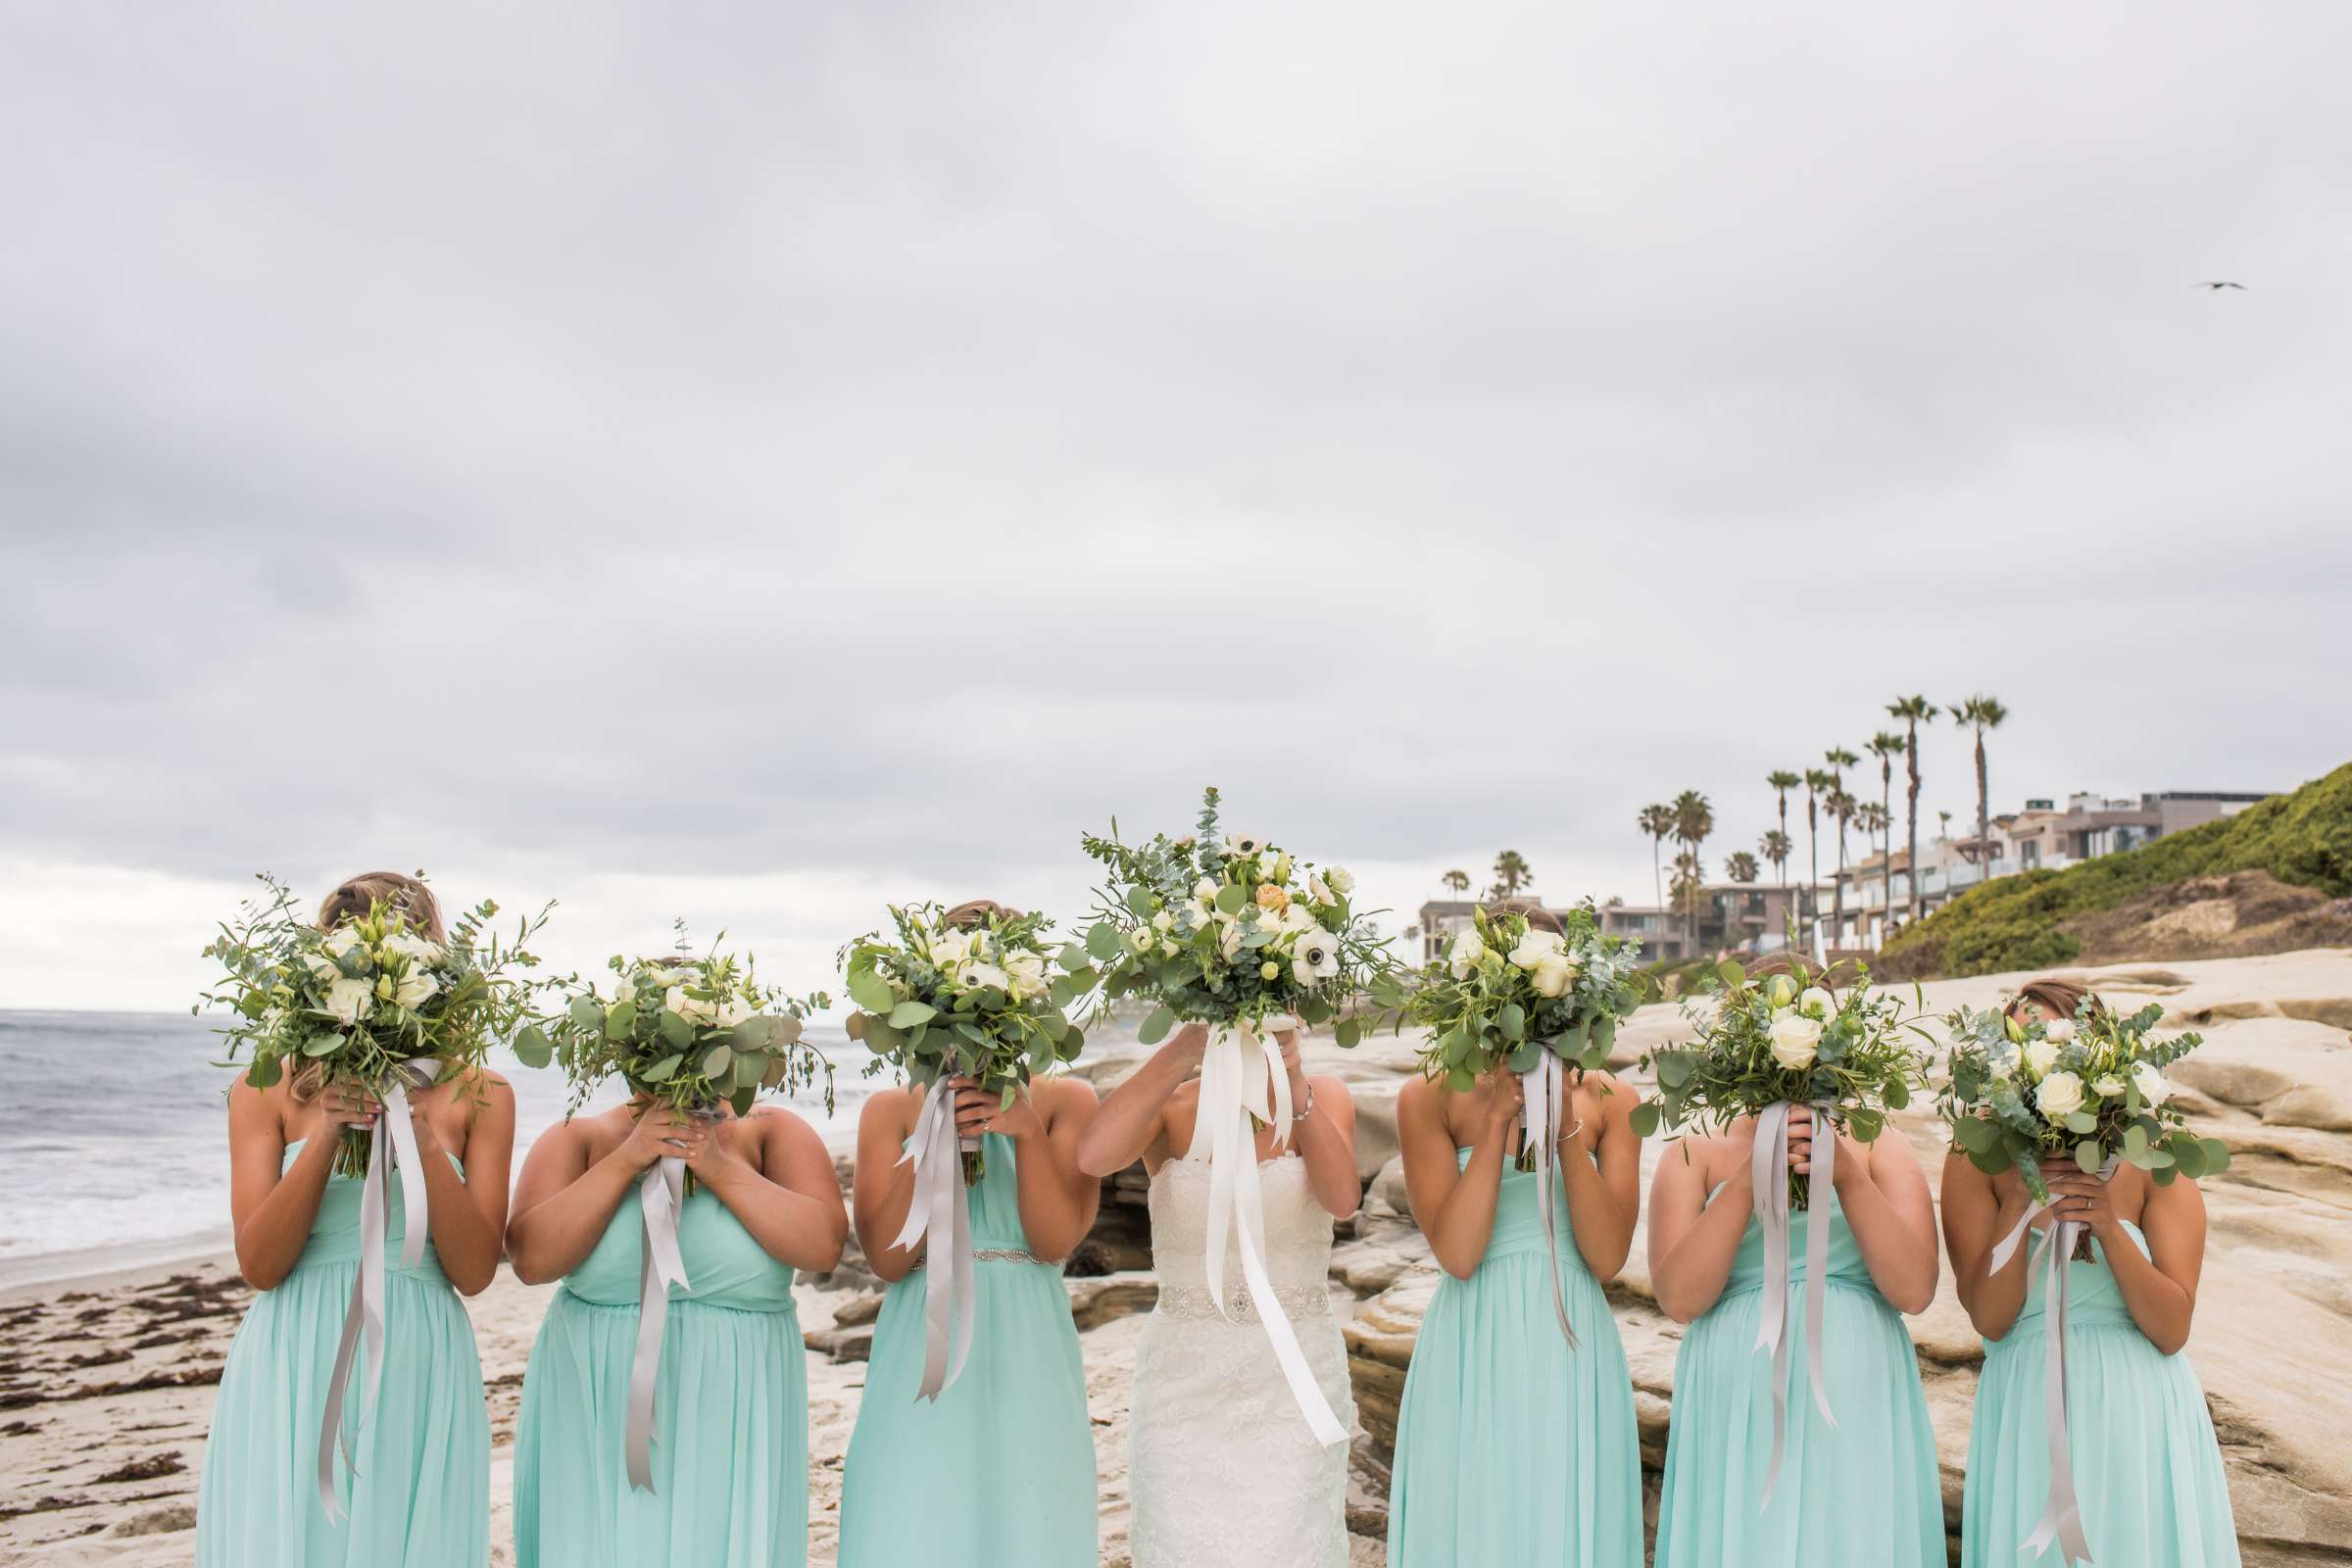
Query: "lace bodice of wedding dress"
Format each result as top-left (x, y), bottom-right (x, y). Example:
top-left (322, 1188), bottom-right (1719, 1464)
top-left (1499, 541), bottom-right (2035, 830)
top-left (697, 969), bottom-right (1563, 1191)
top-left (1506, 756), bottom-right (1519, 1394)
top-left (1126, 1153), bottom-right (1356, 1568)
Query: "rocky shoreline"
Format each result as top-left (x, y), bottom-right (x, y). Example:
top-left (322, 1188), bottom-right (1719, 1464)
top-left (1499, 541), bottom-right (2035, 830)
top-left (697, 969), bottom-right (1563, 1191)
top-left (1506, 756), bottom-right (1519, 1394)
top-left (3, 949), bottom-right (2347, 1565)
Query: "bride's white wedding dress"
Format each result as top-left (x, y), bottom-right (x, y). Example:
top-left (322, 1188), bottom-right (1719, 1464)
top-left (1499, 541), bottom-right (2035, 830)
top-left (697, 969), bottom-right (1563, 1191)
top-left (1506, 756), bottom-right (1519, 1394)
top-left (1127, 1152), bottom-right (1356, 1568)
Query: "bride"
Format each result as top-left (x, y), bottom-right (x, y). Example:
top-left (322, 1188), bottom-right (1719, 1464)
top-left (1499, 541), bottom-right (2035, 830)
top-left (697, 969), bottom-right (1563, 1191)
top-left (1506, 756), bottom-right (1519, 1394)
top-left (1079, 1018), bottom-right (1361, 1567)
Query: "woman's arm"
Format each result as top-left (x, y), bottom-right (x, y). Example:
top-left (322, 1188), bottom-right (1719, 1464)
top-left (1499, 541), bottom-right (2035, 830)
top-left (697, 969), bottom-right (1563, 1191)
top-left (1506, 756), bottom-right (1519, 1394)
top-left (410, 1072), bottom-right (514, 1296)
top-left (2057, 1165), bottom-right (2203, 1354)
top-left (1398, 1071), bottom-right (1517, 1280)
top-left (1941, 1150), bottom-right (2036, 1340)
top-left (694, 1109), bottom-right (849, 1274)
top-left (1557, 1072), bottom-right (1642, 1282)
top-left (989, 1077), bottom-right (1102, 1262)
top-left (1645, 1132), bottom-right (1754, 1323)
top-left (1280, 1031), bottom-right (1359, 1218)
top-left (1821, 1118), bottom-right (1938, 1313)
top-left (506, 1107), bottom-right (680, 1285)
top-left (850, 1090), bottom-right (923, 1284)
top-left (228, 1079), bottom-right (371, 1291)
top-left (1076, 1023), bottom-right (1207, 1177)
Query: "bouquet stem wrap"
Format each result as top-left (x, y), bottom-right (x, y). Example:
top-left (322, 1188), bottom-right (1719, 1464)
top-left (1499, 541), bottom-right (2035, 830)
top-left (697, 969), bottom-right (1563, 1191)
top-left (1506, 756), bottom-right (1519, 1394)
top-left (316, 1057), bottom-right (443, 1522)
top-left (1193, 1019), bottom-right (1347, 1448)
top-left (1750, 1100), bottom-right (1838, 1508)
top-left (892, 1074), bottom-right (977, 1401)
top-left (624, 1132), bottom-right (698, 1493)
top-left (1984, 1163), bottom-right (2116, 1566)
top-left (1520, 1054), bottom-right (1579, 1349)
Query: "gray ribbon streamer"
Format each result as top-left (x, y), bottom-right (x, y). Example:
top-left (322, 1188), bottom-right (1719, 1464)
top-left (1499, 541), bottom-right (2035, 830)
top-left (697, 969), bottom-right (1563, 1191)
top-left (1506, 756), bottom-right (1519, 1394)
top-left (1519, 1054), bottom-right (1578, 1349)
top-left (624, 1152), bottom-right (693, 1492)
top-left (1751, 1099), bottom-right (1837, 1510)
top-left (1985, 1164), bottom-right (2115, 1566)
top-left (891, 1075), bottom-right (976, 1400)
top-left (316, 1058), bottom-right (441, 1522)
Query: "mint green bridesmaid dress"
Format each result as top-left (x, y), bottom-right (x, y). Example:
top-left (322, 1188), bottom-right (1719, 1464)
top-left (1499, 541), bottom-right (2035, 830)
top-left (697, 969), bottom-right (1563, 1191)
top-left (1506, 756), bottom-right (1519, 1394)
top-left (196, 1141), bottom-right (488, 1567)
top-left (1961, 1220), bottom-right (2238, 1567)
top-left (1654, 1184), bottom-right (1943, 1567)
top-left (838, 1132), bottom-right (1097, 1566)
top-left (512, 1176), bottom-right (808, 1567)
top-left (1386, 1147), bottom-right (1642, 1566)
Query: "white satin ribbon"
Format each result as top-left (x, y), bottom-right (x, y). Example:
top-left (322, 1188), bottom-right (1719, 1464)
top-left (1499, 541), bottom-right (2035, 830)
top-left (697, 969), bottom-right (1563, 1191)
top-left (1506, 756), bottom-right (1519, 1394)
top-left (316, 1058), bottom-right (441, 1522)
top-left (1189, 1018), bottom-right (1346, 1447)
top-left (1985, 1165), bottom-right (2114, 1565)
top-left (1751, 1100), bottom-right (1837, 1509)
top-left (1519, 1053), bottom-right (1578, 1348)
top-left (892, 1074), bottom-right (977, 1401)
top-left (624, 1150), bottom-right (694, 1492)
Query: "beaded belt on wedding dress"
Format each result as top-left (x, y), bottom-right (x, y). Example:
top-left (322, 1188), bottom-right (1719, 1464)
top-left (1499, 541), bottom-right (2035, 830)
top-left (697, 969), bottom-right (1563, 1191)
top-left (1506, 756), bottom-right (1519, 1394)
top-left (906, 1248), bottom-right (1052, 1270)
top-left (1154, 1283), bottom-right (1332, 1323)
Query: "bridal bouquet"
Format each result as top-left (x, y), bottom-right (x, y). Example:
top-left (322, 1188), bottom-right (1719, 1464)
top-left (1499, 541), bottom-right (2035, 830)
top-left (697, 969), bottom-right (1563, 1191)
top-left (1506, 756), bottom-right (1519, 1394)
top-left (524, 927), bottom-right (830, 1192)
top-left (1939, 999), bottom-right (2224, 1215)
top-left (1634, 961), bottom-right (1929, 1209)
top-left (1076, 786), bottom-right (1404, 1053)
top-left (201, 875), bottom-right (551, 1178)
top-left (840, 902), bottom-right (1089, 1184)
top-left (1405, 904), bottom-right (1647, 1167)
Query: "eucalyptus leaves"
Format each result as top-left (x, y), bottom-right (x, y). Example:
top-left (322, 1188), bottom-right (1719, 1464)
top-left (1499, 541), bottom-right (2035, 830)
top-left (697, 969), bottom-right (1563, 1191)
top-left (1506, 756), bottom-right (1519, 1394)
top-left (1938, 1001), bottom-right (2225, 1206)
top-left (1635, 961), bottom-right (1930, 1209)
top-left (1076, 786), bottom-right (1404, 1051)
top-left (200, 875), bottom-right (550, 1178)
top-left (839, 903), bottom-right (1088, 1185)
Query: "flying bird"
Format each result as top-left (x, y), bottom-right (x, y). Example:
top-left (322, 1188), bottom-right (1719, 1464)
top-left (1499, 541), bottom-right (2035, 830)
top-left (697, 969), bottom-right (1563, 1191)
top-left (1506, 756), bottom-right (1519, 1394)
top-left (2196, 280), bottom-right (2247, 290)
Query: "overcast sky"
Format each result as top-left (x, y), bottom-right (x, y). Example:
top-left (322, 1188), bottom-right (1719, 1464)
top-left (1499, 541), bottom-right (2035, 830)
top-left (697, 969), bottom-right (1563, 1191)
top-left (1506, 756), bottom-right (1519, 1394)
top-left (5, 1), bottom-right (2348, 1011)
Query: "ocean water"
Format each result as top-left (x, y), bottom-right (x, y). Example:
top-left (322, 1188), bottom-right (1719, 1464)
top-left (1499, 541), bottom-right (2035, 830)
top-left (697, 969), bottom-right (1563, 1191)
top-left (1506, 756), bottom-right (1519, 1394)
top-left (0, 1009), bottom-right (876, 1289)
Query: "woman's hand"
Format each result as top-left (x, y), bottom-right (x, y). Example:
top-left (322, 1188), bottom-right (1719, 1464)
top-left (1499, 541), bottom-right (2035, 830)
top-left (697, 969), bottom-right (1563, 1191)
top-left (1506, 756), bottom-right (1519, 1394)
top-left (1472, 1065), bottom-right (1524, 1145)
top-left (1784, 1104), bottom-right (1817, 1174)
top-left (618, 1104), bottom-right (710, 1174)
top-left (2040, 1156), bottom-right (2119, 1240)
top-left (967, 1077), bottom-right (1047, 1143)
top-left (1169, 1021), bottom-right (1211, 1063)
top-left (318, 1082), bottom-right (382, 1133)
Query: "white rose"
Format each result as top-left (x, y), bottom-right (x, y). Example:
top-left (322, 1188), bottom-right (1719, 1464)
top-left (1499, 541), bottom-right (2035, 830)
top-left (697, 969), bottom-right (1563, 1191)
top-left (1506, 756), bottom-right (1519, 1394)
top-left (1508, 930), bottom-right (1566, 971)
top-left (1328, 866), bottom-right (1355, 895)
top-left (307, 955), bottom-right (341, 984)
top-left (2090, 1074), bottom-right (2127, 1098)
top-left (2022, 1039), bottom-right (2059, 1080)
top-left (1531, 956), bottom-right (1574, 999)
top-left (715, 994), bottom-right (757, 1028)
top-left (927, 928), bottom-right (971, 966)
top-left (1798, 986), bottom-right (1835, 1020)
top-left (664, 985), bottom-right (716, 1024)
top-left (1447, 931), bottom-right (1485, 980)
top-left (323, 925), bottom-right (364, 957)
top-left (392, 970), bottom-right (438, 1010)
top-left (1291, 931), bottom-right (1342, 983)
top-left (1769, 1012), bottom-right (1823, 1070)
top-left (1003, 954), bottom-right (1047, 999)
top-left (2044, 1017), bottom-right (2076, 1045)
top-left (2133, 1062), bottom-right (2174, 1105)
top-left (321, 976), bottom-right (372, 1025)
top-left (1152, 910), bottom-right (1174, 933)
top-left (2036, 1070), bottom-right (2085, 1121)
top-left (380, 931), bottom-right (440, 964)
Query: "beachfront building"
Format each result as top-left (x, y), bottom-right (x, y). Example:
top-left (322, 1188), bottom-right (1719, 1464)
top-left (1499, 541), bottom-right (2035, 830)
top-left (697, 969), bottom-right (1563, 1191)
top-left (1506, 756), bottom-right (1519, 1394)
top-left (1599, 882), bottom-right (1813, 965)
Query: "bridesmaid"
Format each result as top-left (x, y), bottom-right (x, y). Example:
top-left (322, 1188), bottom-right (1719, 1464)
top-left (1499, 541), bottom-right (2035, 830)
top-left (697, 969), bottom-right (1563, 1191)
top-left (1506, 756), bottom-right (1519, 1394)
top-left (1945, 978), bottom-right (2238, 1567)
top-left (1648, 958), bottom-right (1943, 1567)
top-left (197, 871), bottom-right (512, 1567)
top-left (838, 899), bottom-right (1104, 1567)
top-left (506, 1056), bottom-right (846, 1566)
top-left (1386, 904), bottom-right (1645, 1566)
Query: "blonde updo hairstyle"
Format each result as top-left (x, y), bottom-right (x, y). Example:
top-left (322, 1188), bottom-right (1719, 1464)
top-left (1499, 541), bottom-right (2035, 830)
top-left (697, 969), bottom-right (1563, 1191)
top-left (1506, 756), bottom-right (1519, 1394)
top-left (289, 871), bottom-right (447, 1105)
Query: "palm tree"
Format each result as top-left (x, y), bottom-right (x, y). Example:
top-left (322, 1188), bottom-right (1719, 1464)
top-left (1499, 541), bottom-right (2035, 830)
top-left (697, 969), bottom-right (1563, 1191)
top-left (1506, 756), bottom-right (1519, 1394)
top-left (1937, 808), bottom-right (1953, 842)
top-left (1668, 850), bottom-right (1705, 953)
top-left (1766, 770), bottom-right (1800, 887)
top-left (1823, 747), bottom-right (1859, 946)
top-left (1825, 786), bottom-right (1858, 946)
top-left (1857, 800), bottom-right (1889, 857)
top-left (1867, 730), bottom-right (1905, 922)
top-left (1441, 868), bottom-right (1471, 900)
top-left (1639, 804), bottom-right (1676, 911)
top-left (1887, 696), bottom-right (1939, 922)
top-left (1671, 789), bottom-right (1714, 952)
top-left (1949, 694), bottom-right (2010, 891)
top-left (1801, 768), bottom-right (1832, 946)
top-left (1726, 851), bottom-right (1759, 883)
top-left (1490, 850), bottom-right (1532, 900)
top-left (1759, 828), bottom-right (1792, 888)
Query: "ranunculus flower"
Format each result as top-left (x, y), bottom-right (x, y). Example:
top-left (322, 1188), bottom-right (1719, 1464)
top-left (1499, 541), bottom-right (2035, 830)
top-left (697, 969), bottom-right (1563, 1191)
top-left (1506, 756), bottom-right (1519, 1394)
top-left (2022, 1039), bottom-right (2059, 1080)
top-left (1448, 931), bottom-right (1485, 980)
top-left (2036, 1070), bottom-right (2085, 1121)
top-left (1769, 1012), bottom-right (1823, 1070)
top-left (321, 976), bottom-right (372, 1025)
top-left (1531, 956), bottom-right (1574, 998)
top-left (1508, 930), bottom-right (1566, 971)
top-left (1255, 884), bottom-right (1290, 913)
top-left (2133, 1062), bottom-right (2174, 1105)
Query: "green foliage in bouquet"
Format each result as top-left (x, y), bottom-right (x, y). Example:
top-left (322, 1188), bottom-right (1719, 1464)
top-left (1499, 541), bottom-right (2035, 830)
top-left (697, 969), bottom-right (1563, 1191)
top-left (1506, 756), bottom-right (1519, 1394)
top-left (838, 902), bottom-right (1088, 1184)
top-left (200, 874), bottom-right (552, 1178)
top-left (1403, 904), bottom-right (1648, 1164)
top-left (523, 923), bottom-right (831, 1188)
top-left (1938, 1000), bottom-right (2226, 1204)
top-left (1075, 787), bottom-right (1406, 1047)
top-left (1633, 960), bottom-right (1931, 1209)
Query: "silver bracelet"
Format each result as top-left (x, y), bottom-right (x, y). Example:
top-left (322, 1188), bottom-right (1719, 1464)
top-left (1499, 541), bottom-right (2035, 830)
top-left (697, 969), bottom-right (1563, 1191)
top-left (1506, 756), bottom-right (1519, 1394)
top-left (1292, 1077), bottom-right (1315, 1122)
